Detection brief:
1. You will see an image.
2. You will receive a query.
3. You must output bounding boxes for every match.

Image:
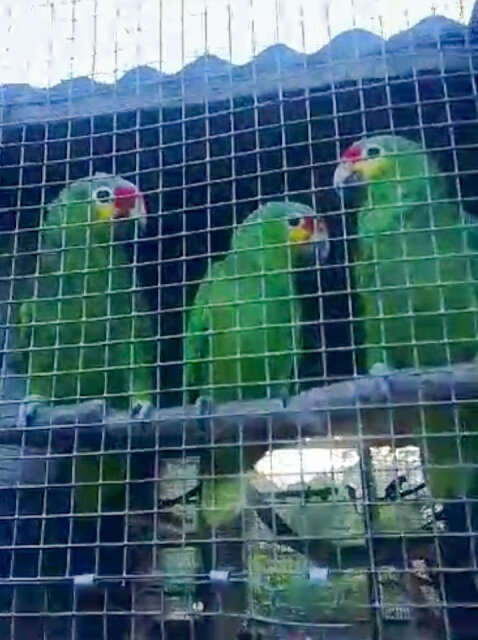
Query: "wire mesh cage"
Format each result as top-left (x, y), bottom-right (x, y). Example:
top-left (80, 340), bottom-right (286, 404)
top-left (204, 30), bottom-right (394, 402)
top-left (0, 1), bottom-right (478, 639)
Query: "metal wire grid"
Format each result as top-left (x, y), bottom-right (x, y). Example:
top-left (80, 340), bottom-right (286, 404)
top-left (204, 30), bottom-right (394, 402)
top-left (0, 102), bottom-right (474, 632)
top-left (0, 1), bottom-right (476, 640)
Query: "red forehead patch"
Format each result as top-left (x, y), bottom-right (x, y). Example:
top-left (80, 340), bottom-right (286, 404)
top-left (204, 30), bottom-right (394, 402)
top-left (114, 186), bottom-right (137, 212)
top-left (342, 145), bottom-right (362, 163)
top-left (302, 216), bottom-right (316, 233)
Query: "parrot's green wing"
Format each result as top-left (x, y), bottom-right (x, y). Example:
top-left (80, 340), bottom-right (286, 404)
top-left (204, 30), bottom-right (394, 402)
top-left (184, 263), bottom-right (221, 403)
top-left (185, 261), bottom-right (252, 527)
top-left (11, 212), bottom-right (62, 379)
top-left (14, 302), bottom-right (35, 373)
top-left (463, 210), bottom-right (478, 286)
top-left (186, 257), bottom-right (301, 404)
top-left (418, 206), bottom-right (478, 502)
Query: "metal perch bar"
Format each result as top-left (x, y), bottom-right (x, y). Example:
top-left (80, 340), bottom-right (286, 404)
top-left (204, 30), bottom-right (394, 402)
top-left (0, 362), bottom-right (477, 451)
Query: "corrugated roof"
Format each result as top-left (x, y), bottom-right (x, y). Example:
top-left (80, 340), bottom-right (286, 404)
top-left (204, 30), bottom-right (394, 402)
top-left (0, 15), bottom-right (475, 124)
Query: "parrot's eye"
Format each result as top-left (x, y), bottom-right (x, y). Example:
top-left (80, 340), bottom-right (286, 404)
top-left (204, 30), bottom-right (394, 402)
top-left (288, 217), bottom-right (301, 227)
top-left (366, 145), bottom-right (383, 160)
top-left (93, 187), bottom-right (114, 204)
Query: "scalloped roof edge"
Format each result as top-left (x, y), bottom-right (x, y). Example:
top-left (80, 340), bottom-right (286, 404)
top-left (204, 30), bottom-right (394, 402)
top-left (0, 14), bottom-right (476, 125)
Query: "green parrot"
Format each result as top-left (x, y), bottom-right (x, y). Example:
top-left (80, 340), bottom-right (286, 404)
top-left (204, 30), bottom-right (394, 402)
top-left (333, 134), bottom-right (478, 505)
top-left (13, 173), bottom-right (156, 511)
top-left (184, 201), bottom-right (330, 526)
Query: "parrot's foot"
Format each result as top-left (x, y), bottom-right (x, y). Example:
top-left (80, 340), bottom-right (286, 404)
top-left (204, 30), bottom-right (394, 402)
top-left (18, 396), bottom-right (47, 427)
top-left (130, 399), bottom-right (155, 421)
top-left (369, 361), bottom-right (393, 376)
top-left (279, 388), bottom-right (289, 407)
top-left (368, 362), bottom-right (394, 402)
top-left (196, 395), bottom-right (214, 416)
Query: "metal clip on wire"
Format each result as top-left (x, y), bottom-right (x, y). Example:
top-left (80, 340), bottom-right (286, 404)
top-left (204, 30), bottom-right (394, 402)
top-left (72, 574), bottom-right (96, 588)
top-left (209, 569), bottom-right (230, 584)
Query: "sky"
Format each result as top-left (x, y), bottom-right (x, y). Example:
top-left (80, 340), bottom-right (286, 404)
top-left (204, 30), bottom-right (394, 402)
top-left (0, 0), bottom-right (473, 88)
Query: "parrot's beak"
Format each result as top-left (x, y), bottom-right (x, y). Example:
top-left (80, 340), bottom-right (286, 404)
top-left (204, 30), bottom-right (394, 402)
top-left (333, 144), bottom-right (364, 191)
top-left (333, 146), bottom-right (387, 192)
top-left (333, 160), bottom-right (362, 191)
top-left (334, 161), bottom-right (367, 210)
top-left (130, 194), bottom-right (148, 231)
top-left (290, 216), bottom-right (330, 263)
top-left (312, 217), bottom-right (330, 264)
top-left (334, 147), bottom-right (371, 210)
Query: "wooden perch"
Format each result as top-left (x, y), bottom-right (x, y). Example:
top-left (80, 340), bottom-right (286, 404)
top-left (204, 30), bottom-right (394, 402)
top-left (0, 362), bottom-right (477, 452)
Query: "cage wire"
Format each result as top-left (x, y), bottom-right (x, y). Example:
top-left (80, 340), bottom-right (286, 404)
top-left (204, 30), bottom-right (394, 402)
top-left (0, 0), bottom-right (477, 639)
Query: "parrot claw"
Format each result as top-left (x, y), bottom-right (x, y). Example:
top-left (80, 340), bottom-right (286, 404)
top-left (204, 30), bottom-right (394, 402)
top-left (18, 397), bottom-right (47, 427)
top-left (130, 400), bottom-right (155, 421)
top-left (279, 388), bottom-right (290, 407)
top-left (369, 361), bottom-right (393, 376)
top-left (369, 362), bottom-right (393, 402)
top-left (195, 395), bottom-right (215, 416)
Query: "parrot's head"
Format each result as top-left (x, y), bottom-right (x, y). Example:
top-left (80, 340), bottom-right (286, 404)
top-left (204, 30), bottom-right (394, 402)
top-left (64, 173), bottom-right (147, 238)
top-left (286, 208), bottom-right (330, 264)
top-left (333, 134), bottom-right (435, 210)
top-left (259, 202), bottom-right (330, 265)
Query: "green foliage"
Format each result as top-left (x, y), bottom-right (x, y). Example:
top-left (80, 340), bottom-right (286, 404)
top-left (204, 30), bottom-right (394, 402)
top-left (249, 546), bottom-right (369, 622)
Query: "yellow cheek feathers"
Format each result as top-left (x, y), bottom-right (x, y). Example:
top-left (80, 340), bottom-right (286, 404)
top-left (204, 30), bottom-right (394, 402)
top-left (353, 157), bottom-right (388, 181)
top-left (289, 226), bottom-right (312, 244)
top-left (96, 203), bottom-right (115, 221)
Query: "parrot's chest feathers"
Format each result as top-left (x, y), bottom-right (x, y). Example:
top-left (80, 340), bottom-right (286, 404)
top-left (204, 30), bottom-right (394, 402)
top-left (35, 244), bottom-right (136, 339)
top-left (58, 244), bottom-right (133, 295)
top-left (357, 202), bottom-right (455, 285)
top-left (355, 200), bottom-right (478, 368)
